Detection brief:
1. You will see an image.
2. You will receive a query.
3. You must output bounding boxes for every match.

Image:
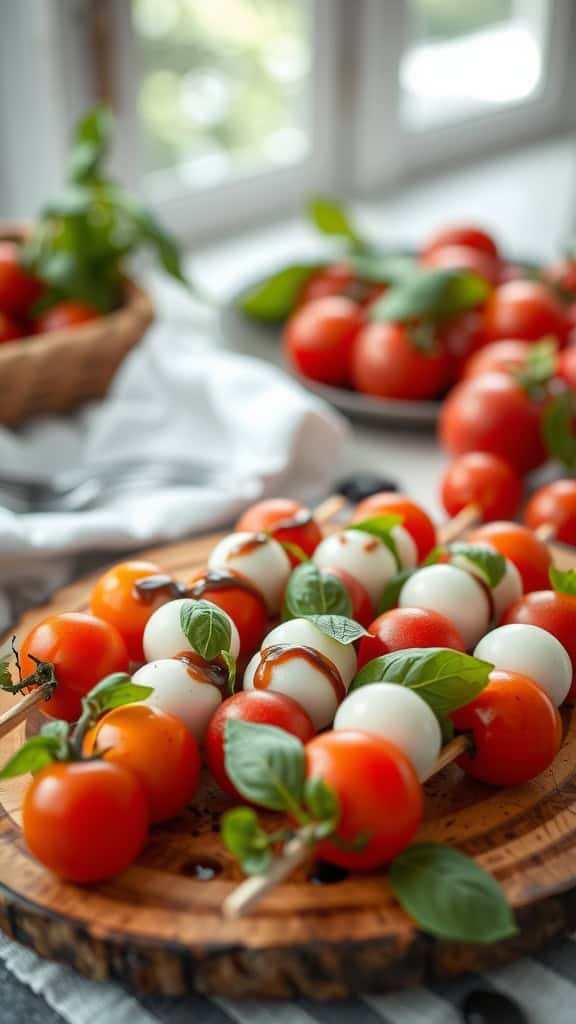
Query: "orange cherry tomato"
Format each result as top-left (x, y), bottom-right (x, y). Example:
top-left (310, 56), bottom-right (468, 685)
top-left (35, 301), bottom-right (100, 333)
top-left (483, 280), bottom-right (568, 345)
top-left (421, 224), bottom-right (499, 261)
top-left (0, 241), bottom-right (43, 315)
top-left (503, 590), bottom-right (576, 702)
top-left (236, 498), bottom-right (322, 562)
top-left (358, 607), bottom-right (465, 669)
top-left (440, 452), bottom-right (522, 522)
top-left (84, 704), bottom-right (201, 823)
top-left (468, 521), bottom-right (552, 593)
top-left (304, 730), bottom-right (422, 870)
top-left (20, 612), bottom-right (130, 721)
top-left (450, 669), bottom-right (562, 786)
top-left (284, 296), bottom-right (362, 387)
top-left (422, 244), bottom-right (499, 286)
top-left (322, 567), bottom-right (375, 627)
top-left (188, 567), bottom-right (268, 659)
top-left (351, 322), bottom-right (450, 401)
top-left (0, 311), bottom-right (25, 344)
top-left (90, 560), bottom-right (167, 662)
top-left (462, 339), bottom-right (533, 380)
top-left (524, 480), bottom-right (576, 546)
top-left (22, 760), bottom-right (149, 882)
top-left (352, 492), bottom-right (437, 562)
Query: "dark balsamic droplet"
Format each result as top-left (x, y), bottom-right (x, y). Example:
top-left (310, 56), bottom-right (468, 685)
top-left (462, 989), bottom-right (528, 1024)
top-left (333, 474), bottom-right (400, 503)
top-left (308, 861), bottom-right (349, 885)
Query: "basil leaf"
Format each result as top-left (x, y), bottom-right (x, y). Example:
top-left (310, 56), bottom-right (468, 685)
top-left (221, 650), bottom-right (237, 694)
top-left (68, 106), bottom-right (112, 183)
top-left (550, 566), bottom-right (576, 596)
top-left (352, 647), bottom-right (492, 718)
top-left (515, 337), bottom-right (557, 396)
top-left (306, 614), bottom-right (369, 644)
top-left (85, 673), bottom-right (152, 715)
top-left (285, 563), bottom-right (352, 619)
top-left (0, 736), bottom-right (61, 779)
top-left (40, 720), bottom-right (69, 741)
top-left (378, 568), bottom-right (416, 613)
top-left (180, 599), bottom-right (232, 661)
top-left (239, 263), bottom-right (324, 320)
top-left (371, 268), bottom-right (489, 323)
top-left (221, 807), bottom-right (273, 876)
top-left (543, 392), bottom-right (576, 472)
top-left (348, 252), bottom-right (417, 284)
top-left (306, 196), bottom-right (364, 248)
top-left (303, 777), bottom-right (340, 829)
top-left (349, 515), bottom-right (403, 569)
top-left (389, 842), bottom-right (517, 943)
top-left (279, 540), bottom-right (310, 564)
top-left (224, 720), bottom-right (306, 811)
top-left (446, 543), bottom-right (506, 588)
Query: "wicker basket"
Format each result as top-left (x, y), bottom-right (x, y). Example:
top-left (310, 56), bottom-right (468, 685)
top-left (0, 225), bottom-right (155, 425)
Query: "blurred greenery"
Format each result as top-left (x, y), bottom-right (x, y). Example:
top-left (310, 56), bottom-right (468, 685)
top-left (408, 0), bottom-right (513, 41)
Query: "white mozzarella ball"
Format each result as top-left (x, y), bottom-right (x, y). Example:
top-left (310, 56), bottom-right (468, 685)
top-left (474, 623), bottom-right (572, 706)
top-left (133, 658), bottom-right (223, 741)
top-left (313, 529), bottom-right (397, 605)
top-left (399, 564), bottom-right (490, 650)
top-left (143, 598), bottom-right (240, 663)
top-left (243, 648), bottom-right (342, 730)
top-left (334, 683), bottom-right (441, 780)
top-left (263, 617), bottom-right (357, 685)
top-left (452, 548), bottom-right (523, 623)
top-left (391, 525), bottom-right (418, 570)
top-left (208, 531), bottom-right (290, 614)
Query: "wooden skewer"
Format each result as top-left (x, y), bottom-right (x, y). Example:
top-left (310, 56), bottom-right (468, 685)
top-left (534, 521), bottom-right (557, 543)
top-left (313, 494), bottom-right (347, 525)
top-left (437, 503), bottom-right (481, 545)
top-left (221, 733), bottom-right (472, 920)
top-left (0, 684), bottom-right (53, 741)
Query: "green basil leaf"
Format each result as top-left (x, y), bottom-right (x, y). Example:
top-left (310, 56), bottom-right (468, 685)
top-left (221, 650), bottom-right (237, 694)
top-left (125, 200), bottom-right (190, 288)
top-left (180, 599), bottom-right (232, 661)
top-left (224, 719), bottom-right (306, 811)
top-left (303, 777), bottom-right (340, 827)
top-left (0, 736), bottom-right (61, 779)
top-left (389, 842), bottom-right (517, 943)
top-left (515, 337), bottom-right (557, 395)
top-left (352, 647), bottom-right (492, 717)
top-left (239, 263), bottom-right (324, 320)
top-left (221, 807), bottom-right (273, 875)
top-left (349, 516), bottom-right (403, 569)
top-left (40, 720), bottom-right (69, 741)
top-left (285, 563), bottom-right (352, 619)
top-left (68, 106), bottom-right (113, 183)
top-left (549, 566), bottom-right (576, 596)
top-left (279, 540), bottom-right (310, 564)
top-left (347, 252), bottom-right (417, 284)
top-left (85, 673), bottom-right (152, 715)
top-left (371, 268), bottom-right (489, 323)
top-left (543, 392), bottom-right (576, 472)
top-left (306, 196), bottom-right (364, 248)
top-left (438, 715), bottom-right (455, 744)
top-left (378, 568), bottom-right (416, 613)
top-left (446, 543), bottom-right (506, 588)
top-left (306, 614), bottom-right (369, 644)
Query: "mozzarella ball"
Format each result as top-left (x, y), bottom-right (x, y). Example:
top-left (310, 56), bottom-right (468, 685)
top-left (313, 529), bottom-right (397, 605)
top-left (399, 564), bottom-right (490, 650)
top-left (133, 658), bottom-right (224, 741)
top-left (243, 648), bottom-right (342, 730)
top-left (263, 617), bottom-right (357, 685)
top-left (452, 549), bottom-right (523, 622)
top-left (391, 525), bottom-right (418, 570)
top-left (208, 531), bottom-right (290, 614)
top-left (334, 683), bottom-right (441, 780)
top-left (143, 598), bottom-right (240, 663)
top-left (474, 623), bottom-right (572, 706)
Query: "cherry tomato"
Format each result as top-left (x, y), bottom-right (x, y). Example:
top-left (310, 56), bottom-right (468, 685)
top-left (284, 296), bottom-right (362, 387)
top-left (462, 339), bottom-right (533, 380)
top-left (84, 704), bottom-right (200, 823)
top-left (503, 590), bottom-right (576, 702)
top-left (0, 242), bottom-right (43, 316)
top-left (450, 669), bottom-right (562, 786)
top-left (439, 372), bottom-right (547, 475)
top-left (558, 346), bottom-right (576, 389)
top-left (23, 760), bottom-right (148, 882)
top-left (304, 730), bottom-right (422, 870)
top-left (205, 691), bottom-right (315, 799)
top-left (524, 480), bottom-right (576, 545)
top-left (440, 452), bottom-right (522, 522)
top-left (351, 322), bottom-right (450, 400)
top-left (20, 612), bottom-right (130, 721)
top-left (422, 244), bottom-right (499, 286)
top-left (468, 521), bottom-right (552, 593)
top-left (236, 498), bottom-right (322, 563)
top-left (0, 311), bottom-right (24, 344)
top-left (188, 567), bottom-right (268, 659)
top-left (545, 259), bottom-right (576, 298)
top-left (322, 567), bottom-right (374, 627)
top-left (35, 301), bottom-right (100, 333)
top-left (358, 607), bottom-right (465, 669)
top-left (440, 309), bottom-right (489, 381)
top-left (299, 263), bottom-right (354, 304)
top-left (91, 560), bottom-right (167, 662)
top-left (421, 225), bottom-right (499, 262)
top-left (352, 492), bottom-right (437, 562)
top-left (483, 280), bottom-right (569, 345)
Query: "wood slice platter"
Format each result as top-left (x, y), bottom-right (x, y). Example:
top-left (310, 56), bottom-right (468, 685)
top-left (1, 533), bottom-right (576, 999)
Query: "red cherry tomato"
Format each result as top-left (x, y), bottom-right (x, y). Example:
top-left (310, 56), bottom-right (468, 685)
top-left (0, 311), bottom-right (25, 344)
top-left (35, 301), bottom-right (100, 333)
top-left (545, 259), bottom-right (576, 298)
top-left (205, 691), bottom-right (315, 799)
top-left (421, 225), bottom-right (499, 262)
top-left (440, 309), bottom-right (489, 381)
top-left (0, 242), bottom-right (43, 316)
top-left (20, 612), bottom-right (130, 721)
top-left (236, 498), bottom-right (322, 563)
top-left (524, 480), bottom-right (576, 545)
top-left (322, 567), bottom-right (374, 627)
top-left (440, 452), bottom-right (522, 522)
top-left (450, 669), bottom-right (562, 786)
top-left (358, 607), bottom-right (465, 669)
top-left (468, 521), bottom-right (552, 593)
top-left (284, 296), bottom-right (362, 387)
top-left (90, 560), bottom-right (167, 662)
top-left (422, 244), bottom-right (499, 285)
top-left (84, 704), bottom-right (200, 823)
top-left (462, 339), bottom-right (533, 380)
top-left (351, 322), bottom-right (450, 400)
top-left (483, 280), bottom-right (568, 345)
top-left (439, 372), bottom-right (547, 475)
top-left (188, 567), bottom-right (268, 659)
top-left (503, 590), bottom-right (576, 702)
top-left (23, 760), bottom-right (149, 882)
top-left (352, 492), bottom-right (437, 562)
top-left (305, 730), bottom-right (422, 870)
top-left (558, 346), bottom-right (576, 389)
top-left (299, 263), bottom-right (355, 304)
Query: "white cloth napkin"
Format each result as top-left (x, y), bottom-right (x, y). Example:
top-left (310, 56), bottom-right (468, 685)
top-left (0, 307), bottom-right (347, 632)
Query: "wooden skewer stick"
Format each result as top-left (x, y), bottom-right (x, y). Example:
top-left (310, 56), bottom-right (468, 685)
top-left (313, 494), bottom-right (347, 525)
top-left (437, 503), bottom-right (481, 545)
top-left (0, 684), bottom-right (53, 741)
top-left (534, 521), bottom-right (557, 543)
top-left (221, 734), bottom-right (472, 920)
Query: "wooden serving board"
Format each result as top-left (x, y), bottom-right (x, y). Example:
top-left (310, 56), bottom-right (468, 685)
top-left (1, 533), bottom-right (576, 999)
